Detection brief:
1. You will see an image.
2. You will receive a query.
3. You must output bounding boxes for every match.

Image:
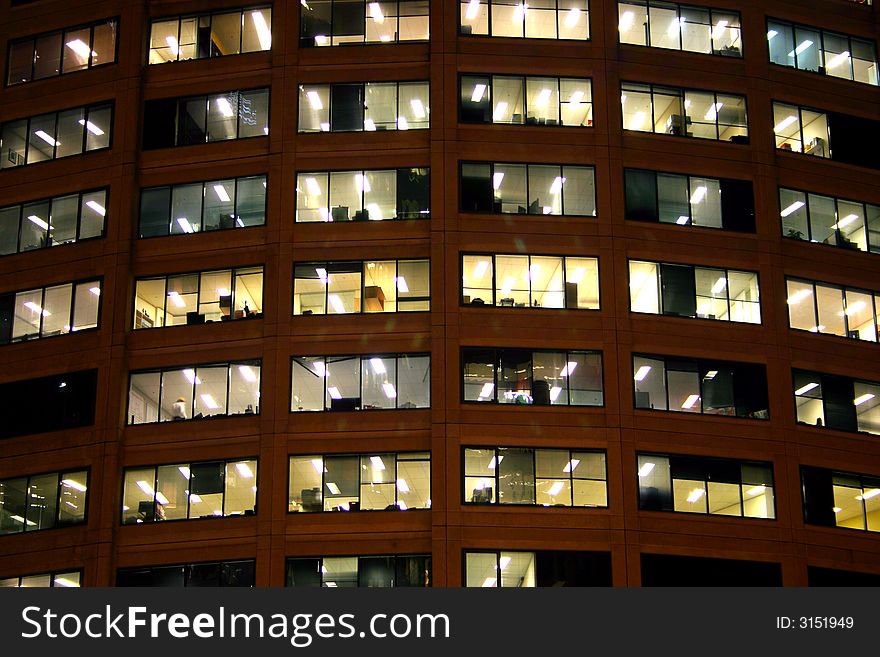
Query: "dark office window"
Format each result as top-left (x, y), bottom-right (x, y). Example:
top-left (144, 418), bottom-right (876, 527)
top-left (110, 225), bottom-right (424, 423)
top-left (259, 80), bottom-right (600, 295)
top-left (0, 469), bottom-right (88, 535)
top-left (286, 555), bottom-right (431, 587)
top-left (464, 550), bottom-right (611, 587)
top-left (624, 169), bottom-right (755, 231)
top-left (142, 89), bottom-right (269, 149)
top-left (808, 567), bottom-right (880, 586)
top-left (0, 369), bottom-right (97, 438)
top-left (0, 571), bottom-right (81, 588)
top-left (117, 560), bottom-right (255, 587)
top-left (633, 354), bottom-right (769, 419)
top-left (640, 554), bottom-right (782, 586)
top-left (801, 466), bottom-right (880, 534)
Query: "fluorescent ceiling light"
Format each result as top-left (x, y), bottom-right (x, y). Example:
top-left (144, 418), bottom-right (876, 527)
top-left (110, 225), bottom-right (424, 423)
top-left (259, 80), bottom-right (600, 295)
top-left (854, 393), bottom-right (875, 406)
top-left (794, 382), bottom-right (818, 396)
top-left (396, 276), bottom-right (409, 293)
top-left (314, 35), bottom-right (328, 46)
top-left (369, 358), bottom-right (386, 374)
top-left (250, 11), bottom-right (272, 50)
top-left (328, 294), bottom-right (346, 314)
top-left (397, 116), bottom-right (409, 130)
top-left (155, 492), bottom-right (170, 505)
top-left (704, 102), bottom-right (723, 121)
top-left (211, 185), bottom-right (230, 203)
top-left (862, 488), bottom-right (880, 500)
top-left (619, 11), bottom-right (634, 31)
top-left (397, 501), bottom-right (408, 510)
top-left (354, 174), bottom-right (371, 193)
top-left (366, 203), bottom-right (383, 220)
top-left (370, 456), bottom-right (386, 470)
top-left (549, 176), bottom-right (566, 195)
top-left (54, 578), bottom-right (79, 588)
top-left (236, 462), bottom-right (254, 478)
top-left (35, 130), bottom-right (59, 147)
top-left (465, 0), bottom-right (481, 20)
top-left (569, 267), bottom-right (585, 284)
top-left (780, 200), bottom-right (804, 217)
top-left (239, 365), bottom-right (258, 382)
top-left (634, 365), bottom-right (652, 381)
top-left (746, 485), bottom-right (765, 496)
top-left (183, 368), bottom-right (198, 384)
top-left (560, 361), bottom-right (578, 377)
top-left (493, 101), bottom-right (508, 121)
top-left (320, 122), bottom-right (330, 132)
top-left (165, 36), bottom-right (179, 56)
top-left (200, 394), bottom-right (219, 410)
top-left (364, 118), bottom-right (377, 131)
top-left (487, 457), bottom-right (498, 470)
top-left (215, 97), bottom-right (234, 118)
top-left (311, 459), bottom-right (324, 473)
top-left (85, 200), bottom-right (106, 215)
top-left (66, 39), bottom-right (91, 59)
top-left (478, 382), bottom-right (494, 398)
top-left (482, 577), bottom-right (497, 587)
top-left (168, 291), bottom-right (187, 308)
top-left (397, 478), bottom-right (410, 493)
top-left (176, 217), bottom-right (194, 233)
top-left (512, 3), bottom-right (528, 22)
top-left (565, 7), bottom-right (580, 28)
top-left (547, 481), bottom-right (565, 497)
top-left (473, 260), bottom-right (490, 278)
top-left (307, 90), bottom-right (323, 110)
top-left (549, 386), bottom-right (562, 402)
top-left (686, 488), bottom-right (705, 503)
top-left (773, 115), bottom-right (798, 133)
top-left (767, 30), bottom-right (778, 40)
top-left (711, 20), bottom-right (728, 40)
top-left (833, 506), bottom-right (842, 513)
top-left (216, 287), bottom-right (230, 297)
top-left (630, 111), bottom-right (646, 129)
top-left (471, 84), bottom-right (486, 103)
top-left (316, 268), bottom-right (328, 282)
top-left (676, 215), bottom-right (689, 224)
top-left (326, 482), bottom-right (341, 495)
top-left (711, 277), bottom-right (727, 295)
top-left (89, 286), bottom-right (101, 296)
top-left (78, 119), bottom-right (104, 136)
top-left (410, 99), bottom-right (426, 118)
top-left (492, 172), bottom-right (505, 190)
top-left (304, 177), bottom-right (321, 196)
top-left (704, 370), bottom-right (718, 380)
top-left (313, 361), bottom-right (326, 377)
top-left (499, 556), bottom-right (511, 570)
top-left (136, 480), bottom-right (155, 497)
top-left (563, 459), bottom-right (580, 473)
top-left (681, 394), bottom-right (700, 409)
top-left (833, 213), bottom-right (858, 230)
top-left (638, 463), bottom-right (655, 477)
top-left (843, 300), bottom-right (866, 316)
top-left (567, 90), bottom-right (584, 105)
top-left (61, 479), bottom-right (87, 492)
top-left (382, 383), bottom-right (397, 399)
top-left (791, 40), bottom-right (813, 56)
top-left (368, 2), bottom-right (385, 22)
top-left (27, 214), bottom-right (49, 231)
top-left (809, 325), bottom-right (826, 333)
top-left (535, 88), bottom-right (552, 107)
top-left (690, 186), bottom-right (707, 205)
top-left (327, 386), bottom-right (342, 400)
top-left (178, 466), bottom-right (191, 479)
top-left (786, 288), bottom-right (812, 305)
top-left (24, 301), bottom-right (49, 316)
top-left (826, 50), bottom-right (850, 69)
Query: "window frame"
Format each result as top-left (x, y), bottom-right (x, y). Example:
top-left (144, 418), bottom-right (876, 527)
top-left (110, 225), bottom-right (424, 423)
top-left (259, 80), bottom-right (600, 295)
top-left (458, 0), bottom-right (591, 41)
top-left (300, 0), bottom-right (430, 47)
top-left (618, 1), bottom-right (743, 58)
top-left (792, 369), bottom-right (880, 436)
top-left (0, 277), bottom-right (103, 345)
top-left (297, 81), bottom-right (430, 133)
top-left (785, 276), bottom-right (879, 343)
top-left (0, 467), bottom-right (90, 536)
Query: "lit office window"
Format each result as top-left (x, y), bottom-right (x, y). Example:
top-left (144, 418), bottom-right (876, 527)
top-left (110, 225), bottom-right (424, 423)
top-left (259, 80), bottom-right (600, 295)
top-left (0, 369), bottom-right (97, 439)
top-left (793, 369), bottom-right (880, 435)
top-left (149, 7), bottom-right (272, 63)
top-left (464, 550), bottom-right (611, 587)
top-left (459, 0), bottom-right (590, 40)
top-left (294, 260), bottom-right (429, 314)
top-left (624, 169), bottom-right (755, 231)
top-left (632, 354), bottom-right (769, 419)
top-left (461, 253), bottom-right (599, 309)
top-left (767, 19), bottom-right (877, 85)
top-left (127, 361), bottom-right (261, 425)
top-left (802, 466), bottom-right (880, 534)
top-left (296, 168), bottom-right (429, 222)
top-left (773, 103), bottom-right (880, 168)
top-left (301, 0), bottom-right (429, 46)
top-left (0, 279), bottom-right (101, 344)
top-left (786, 278), bottom-right (879, 343)
top-left (772, 102), bottom-right (828, 157)
top-left (7, 18), bottom-right (117, 85)
top-left (298, 81), bottom-right (429, 132)
top-left (629, 260), bottom-right (760, 323)
top-left (289, 452), bottom-right (429, 512)
top-left (291, 353), bottom-right (430, 411)
top-left (618, 1), bottom-right (741, 56)
top-left (621, 82), bottom-right (747, 142)
top-left (460, 75), bottom-right (592, 126)
top-left (462, 347), bottom-right (603, 406)
top-left (460, 162), bottom-right (595, 215)
top-left (117, 560), bottom-right (255, 587)
top-left (0, 102), bottom-right (112, 169)
top-left (464, 447), bottom-right (606, 506)
top-left (0, 189), bottom-right (106, 256)
top-left (286, 555), bottom-right (431, 587)
top-left (122, 458), bottom-right (257, 524)
top-left (778, 187), bottom-right (880, 254)
top-left (134, 267), bottom-right (262, 328)
top-left (142, 89), bottom-right (269, 149)
top-left (637, 453), bottom-right (775, 519)
top-left (0, 571), bottom-right (81, 588)
top-left (0, 470), bottom-right (88, 535)
top-left (139, 175), bottom-right (266, 238)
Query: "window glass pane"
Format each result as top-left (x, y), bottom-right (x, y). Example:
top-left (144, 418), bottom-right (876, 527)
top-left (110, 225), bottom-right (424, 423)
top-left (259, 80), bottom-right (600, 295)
top-left (26, 473), bottom-right (58, 531)
top-left (852, 38), bottom-right (878, 85)
top-left (129, 371), bottom-right (161, 424)
top-left (657, 173), bottom-right (688, 224)
top-left (234, 267), bottom-right (262, 317)
top-left (363, 261), bottom-right (396, 312)
top-left (460, 162), bottom-right (492, 212)
top-left (198, 270), bottom-right (232, 320)
top-left (397, 82), bottom-right (429, 130)
top-left (707, 481), bottom-right (741, 516)
top-left (53, 572), bottom-right (81, 588)
top-left (794, 370), bottom-right (824, 427)
top-left (561, 165), bottom-right (595, 216)
top-left (619, 2), bottom-right (647, 46)
top-left (330, 171), bottom-right (364, 221)
top-left (362, 356), bottom-right (397, 409)
top-left (681, 7), bottom-right (710, 54)
top-left (844, 289), bottom-right (875, 341)
top-left (325, 263), bottom-right (360, 313)
top-left (135, 278), bottom-right (166, 328)
top-left (155, 464), bottom-right (188, 520)
top-left (465, 448), bottom-right (496, 503)
top-left (193, 366), bottom-right (228, 418)
top-left (673, 476), bottom-right (707, 513)
top-left (0, 478), bottom-right (28, 534)
top-left (837, 200), bottom-right (867, 250)
top-left (535, 449), bottom-right (572, 506)
top-left (629, 260), bottom-right (660, 314)
top-left (494, 164), bottom-right (527, 214)
top-left (211, 12), bottom-right (243, 56)
top-left (27, 113), bottom-right (57, 164)
top-left (230, 362), bottom-right (260, 415)
top-left (171, 184), bottom-right (203, 235)
top-left (55, 107), bottom-right (87, 159)
top-left (323, 456), bottom-right (359, 510)
top-left (854, 382), bottom-right (880, 435)
top-left (694, 267), bottom-right (729, 320)
top-left (565, 257), bottom-right (599, 309)
top-left (225, 460), bottom-right (257, 515)
top-left (294, 264), bottom-right (327, 315)
top-left (742, 464), bottom-right (775, 519)
top-left (800, 109), bottom-right (828, 158)
top-left (652, 86), bottom-right (683, 134)
top-left (292, 357), bottom-right (327, 411)
top-left (533, 351), bottom-right (567, 405)
top-left (236, 175), bottom-right (266, 227)
top-left (498, 447), bottom-right (535, 504)
top-left (13, 289), bottom-right (43, 341)
top-left (491, 3), bottom-right (524, 38)
top-left (529, 256), bottom-right (564, 308)
top-left (526, 77), bottom-right (559, 125)
top-left (711, 11), bottom-right (740, 54)
top-left (786, 280), bottom-right (817, 332)
top-left (326, 356), bottom-right (360, 410)
top-left (461, 75), bottom-right (491, 123)
top-left (62, 27), bottom-right (91, 74)
top-left (621, 85), bottom-right (652, 131)
top-left (463, 255), bottom-right (493, 305)
top-left (568, 352), bottom-right (603, 405)
top-left (48, 194), bottom-right (78, 246)
top-left (188, 462), bottom-right (224, 517)
top-left (834, 483), bottom-right (865, 530)
top-left (634, 355), bottom-right (666, 410)
top-left (768, 21), bottom-right (794, 67)
top-left (239, 88), bottom-right (269, 138)
top-left (493, 76), bottom-right (525, 125)
top-left (524, 0), bottom-right (557, 39)
top-left (794, 27), bottom-right (821, 72)
top-left (72, 281), bottom-right (100, 331)
top-left (808, 193), bottom-right (836, 245)
top-left (165, 273), bottom-right (198, 325)
top-left (289, 456), bottom-right (324, 511)
top-left (684, 90), bottom-right (716, 139)
top-left (204, 180), bottom-right (236, 231)
top-left (649, 4), bottom-right (679, 51)
top-left (33, 33), bottom-right (61, 79)
top-left (150, 20), bottom-right (180, 64)
top-left (360, 454), bottom-right (396, 510)
top-left (363, 170), bottom-right (396, 221)
top-left (495, 255), bottom-right (529, 306)
top-left (297, 173), bottom-right (327, 222)
top-left (299, 85), bottom-right (330, 132)
top-left (816, 284), bottom-right (846, 337)
top-left (41, 284), bottom-right (72, 336)
top-left (572, 451), bottom-right (607, 507)
top-left (463, 348), bottom-right (495, 401)
top-left (823, 32), bottom-right (852, 82)
top-left (91, 20), bottom-right (117, 67)
top-left (465, 552), bottom-right (497, 587)
top-left (178, 97), bottom-right (207, 145)
top-left (667, 361), bottom-right (700, 413)
top-left (527, 165), bottom-right (562, 215)
top-left (322, 557), bottom-right (358, 587)
top-left (21, 575), bottom-right (52, 587)
top-left (397, 260), bottom-right (429, 311)
top-left (500, 551), bottom-right (535, 587)
top-left (331, 84), bottom-right (365, 131)
top-left (207, 92), bottom-right (239, 141)
top-left (0, 206), bottom-right (20, 255)
top-left (8, 40), bottom-right (34, 85)
top-left (1, 120), bottom-right (28, 169)
top-left (399, 354), bottom-right (429, 408)
top-left (122, 467), bottom-right (155, 523)
top-left (779, 188), bottom-right (808, 240)
top-left (397, 454), bottom-right (430, 509)
top-left (690, 177), bottom-right (721, 227)
top-left (83, 105), bottom-right (111, 151)
top-left (140, 187), bottom-right (171, 238)
top-left (773, 103), bottom-right (801, 151)
top-left (161, 368), bottom-right (195, 422)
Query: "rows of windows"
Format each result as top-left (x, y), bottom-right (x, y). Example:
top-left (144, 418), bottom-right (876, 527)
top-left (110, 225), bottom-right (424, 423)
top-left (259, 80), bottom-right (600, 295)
top-left (139, 175), bottom-right (266, 238)
top-left (794, 370), bottom-right (879, 435)
top-left (127, 361), bottom-right (261, 425)
top-left (637, 453), bottom-right (775, 519)
top-left (621, 82), bottom-right (748, 142)
top-left (295, 168), bottom-right (429, 222)
top-left (462, 347), bottom-right (603, 406)
top-left (7, 18), bottom-right (117, 85)
top-left (0, 470), bottom-right (88, 535)
top-left (460, 75), bottom-right (592, 127)
top-left (143, 89), bottom-right (269, 149)
top-left (0, 369), bottom-right (97, 439)
top-left (624, 169), bottom-right (754, 232)
top-left (802, 466), bottom-right (880, 534)
top-left (117, 561), bottom-right (254, 587)
top-left (464, 550), bottom-right (610, 587)
top-left (289, 452), bottom-right (430, 512)
top-left (134, 267), bottom-right (262, 329)
top-left (460, 162), bottom-right (595, 215)
top-left (786, 278), bottom-right (879, 342)
top-left (0, 279), bottom-right (101, 344)
top-left (291, 354), bottom-right (430, 411)
top-left (0, 102), bottom-right (112, 169)
top-left (464, 447), bottom-right (606, 506)
top-left (779, 187), bottom-right (880, 254)
top-left (633, 354), bottom-right (769, 418)
top-left (301, 0), bottom-right (429, 47)
top-left (149, 7), bottom-right (272, 64)
top-left (298, 82), bottom-right (429, 132)
top-left (629, 260), bottom-right (760, 323)
top-left (767, 18), bottom-right (877, 86)
top-left (461, 253), bottom-right (598, 309)
top-left (287, 555), bottom-right (430, 587)
top-left (459, 0), bottom-right (590, 40)
top-left (122, 459), bottom-right (257, 524)
top-left (0, 571), bottom-right (81, 587)
top-left (294, 260), bottom-right (429, 315)
top-left (0, 189), bottom-right (106, 255)
top-left (618, 1), bottom-right (741, 57)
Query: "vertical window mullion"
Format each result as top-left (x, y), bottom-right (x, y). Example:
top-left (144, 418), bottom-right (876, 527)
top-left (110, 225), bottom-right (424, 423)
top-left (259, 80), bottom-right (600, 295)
top-left (649, 88), bottom-right (656, 134)
top-left (527, 255), bottom-right (533, 306)
top-left (524, 165), bottom-right (531, 215)
top-left (493, 349), bottom-right (499, 402)
top-left (154, 467), bottom-right (163, 520)
top-left (490, 254), bottom-right (497, 305)
top-left (226, 363), bottom-right (232, 418)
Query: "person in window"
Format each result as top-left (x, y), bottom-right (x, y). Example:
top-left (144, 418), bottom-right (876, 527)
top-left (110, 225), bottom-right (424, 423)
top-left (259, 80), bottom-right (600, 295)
top-left (172, 396), bottom-right (187, 421)
top-left (243, 301), bottom-right (251, 317)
